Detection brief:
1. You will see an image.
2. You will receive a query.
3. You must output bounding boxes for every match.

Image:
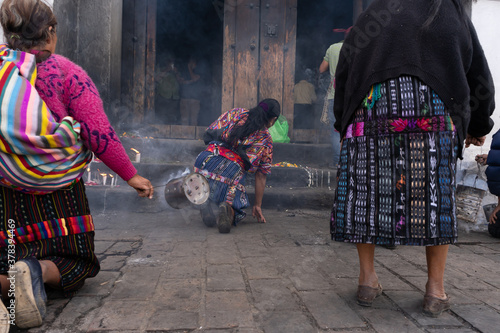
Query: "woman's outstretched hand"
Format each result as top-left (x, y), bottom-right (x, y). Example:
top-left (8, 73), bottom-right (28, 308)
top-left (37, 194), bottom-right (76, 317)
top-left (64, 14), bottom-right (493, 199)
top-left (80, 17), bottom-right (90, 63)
top-left (127, 174), bottom-right (154, 199)
top-left (252, 205), bottom-right (266, 223)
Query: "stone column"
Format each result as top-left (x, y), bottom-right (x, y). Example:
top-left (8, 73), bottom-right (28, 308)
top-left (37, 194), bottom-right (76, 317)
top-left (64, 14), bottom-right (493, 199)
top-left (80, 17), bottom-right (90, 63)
top-left (52, 0), bottom-right (78, 61)
top-left (53, 0), bottom-right (123, 118)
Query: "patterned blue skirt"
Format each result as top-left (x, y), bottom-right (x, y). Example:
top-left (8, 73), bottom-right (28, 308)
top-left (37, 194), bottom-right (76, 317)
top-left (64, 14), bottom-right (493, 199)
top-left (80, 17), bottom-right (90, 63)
top-left (194, 150), bottom-right (250, 223)
top-left (331, 76), bottom-right (458, 246)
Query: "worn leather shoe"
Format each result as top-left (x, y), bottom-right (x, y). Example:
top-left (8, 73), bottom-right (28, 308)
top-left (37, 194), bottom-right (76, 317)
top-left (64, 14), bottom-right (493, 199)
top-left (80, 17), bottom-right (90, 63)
top-left (356, 283), bottom-right (383, 307)
top-left (423, 294), bottom-right (450, 317)
top-left (217, 202), bottom-right (234, 234)
top-left (14, 257), bottom-right (47, 329)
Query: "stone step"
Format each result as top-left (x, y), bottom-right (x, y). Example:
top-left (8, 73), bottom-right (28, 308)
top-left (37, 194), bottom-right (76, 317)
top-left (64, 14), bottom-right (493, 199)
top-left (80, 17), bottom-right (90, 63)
top-left (85, 184), bottom-right (335, 214)
top-left (119, 137), bottom-right (335, 169)
top-left (86, 161), bottom-right (338, 189)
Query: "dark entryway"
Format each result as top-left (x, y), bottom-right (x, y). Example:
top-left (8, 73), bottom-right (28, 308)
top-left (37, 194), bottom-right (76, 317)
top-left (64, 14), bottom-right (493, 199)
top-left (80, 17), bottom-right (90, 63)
top-left (155, 1), bottom-right (223, 127)
top-left (293, 0), bottom-right (352, 131)
top-left (120, 0), bottom-right (360, 141)
top-left (120, 0), bottom-right (223, 137)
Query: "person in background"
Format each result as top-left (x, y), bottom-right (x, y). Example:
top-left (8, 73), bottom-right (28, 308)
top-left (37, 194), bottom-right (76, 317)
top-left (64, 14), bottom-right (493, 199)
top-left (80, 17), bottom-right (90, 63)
top-left (331, 0), bottom-right (494, 317)
top-left (195, 99), bottom-right (280, 234)
top-left (293, 68), bottom-right (317, 129)
top-left (179, 56), bottom-right (207, 126)
top-left (476, 135), bottom-right (500, 238)
top-left (319, 27), bottom-right (351, 167)
top-left (0, 0), bottom-right (153, 329)
top-left (155, 56), bottom-right (181, 124)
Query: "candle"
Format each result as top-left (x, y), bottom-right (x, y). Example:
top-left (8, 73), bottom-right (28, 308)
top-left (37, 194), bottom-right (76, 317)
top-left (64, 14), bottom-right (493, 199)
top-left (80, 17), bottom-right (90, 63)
top-left (87, 166), bottom-right (91, 183)
top-left (131, 148), bottom-right (141, 163)
top-left (100, 173), bottom-right (107, 186)
top-left (109, 174), bottom-right (115, 187)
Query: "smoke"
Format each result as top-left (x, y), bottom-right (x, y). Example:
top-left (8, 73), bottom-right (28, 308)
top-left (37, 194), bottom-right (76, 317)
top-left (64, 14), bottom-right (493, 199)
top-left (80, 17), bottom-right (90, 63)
top-left (107, 0), bottom-right (360, 216)
top-left (295, 0), bottom-right (352, 78)
top-left (163, 167), bottom-right (191, 186)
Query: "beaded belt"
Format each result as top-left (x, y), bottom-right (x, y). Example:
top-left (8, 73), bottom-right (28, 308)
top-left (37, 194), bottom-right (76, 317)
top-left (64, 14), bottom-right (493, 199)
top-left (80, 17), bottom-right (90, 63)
top-left (344, 115), bottom-right (455, 139)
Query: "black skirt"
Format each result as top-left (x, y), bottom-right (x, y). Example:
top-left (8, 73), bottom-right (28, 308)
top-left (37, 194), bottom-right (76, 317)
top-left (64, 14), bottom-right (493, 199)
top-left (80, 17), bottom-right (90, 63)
top-left (0, 179), bottom-right (99, 296)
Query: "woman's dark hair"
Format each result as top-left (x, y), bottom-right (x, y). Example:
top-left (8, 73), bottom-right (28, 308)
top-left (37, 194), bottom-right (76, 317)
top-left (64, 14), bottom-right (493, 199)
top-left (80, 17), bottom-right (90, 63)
top-left (423, 0), bottom-right (476, 28)
top-left (0, 0), bottom-right (57, 55)
top-left (227, 98), bottom-right (281, 145)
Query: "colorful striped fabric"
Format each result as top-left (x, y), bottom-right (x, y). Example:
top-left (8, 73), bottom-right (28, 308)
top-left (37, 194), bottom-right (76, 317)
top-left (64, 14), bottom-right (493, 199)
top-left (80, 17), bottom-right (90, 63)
top-left (207, 108), bottom-right (273, 175)
top-left (0, 214), bottom-right (94, 247)
top-left (0, 45), bottom-right (92, 194)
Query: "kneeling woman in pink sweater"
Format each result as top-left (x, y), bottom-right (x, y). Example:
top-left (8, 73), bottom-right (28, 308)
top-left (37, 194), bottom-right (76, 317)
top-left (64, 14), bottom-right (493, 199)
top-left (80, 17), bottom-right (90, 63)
top-left (0, 0), bottom-right (154, 329)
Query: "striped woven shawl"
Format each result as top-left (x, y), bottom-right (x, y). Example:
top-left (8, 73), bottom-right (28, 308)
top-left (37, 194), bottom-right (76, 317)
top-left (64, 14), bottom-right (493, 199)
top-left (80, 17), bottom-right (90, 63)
top-left (0, 45), bottom-right (92, 194)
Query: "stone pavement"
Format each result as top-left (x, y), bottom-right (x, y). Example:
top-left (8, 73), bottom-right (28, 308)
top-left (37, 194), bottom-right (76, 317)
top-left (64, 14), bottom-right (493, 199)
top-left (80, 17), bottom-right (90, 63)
top-left (13, 204), bottom-right (500, 333)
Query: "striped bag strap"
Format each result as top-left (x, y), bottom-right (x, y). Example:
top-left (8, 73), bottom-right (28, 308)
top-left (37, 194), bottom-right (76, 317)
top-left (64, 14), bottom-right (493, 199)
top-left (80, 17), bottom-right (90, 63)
top-left (0, 45), bottom-right (92, 194)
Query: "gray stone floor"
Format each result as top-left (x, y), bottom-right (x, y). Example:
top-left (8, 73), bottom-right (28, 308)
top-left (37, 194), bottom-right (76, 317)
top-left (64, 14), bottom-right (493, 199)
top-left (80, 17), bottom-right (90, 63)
top-left (17, 207), bottom-right (500, 333)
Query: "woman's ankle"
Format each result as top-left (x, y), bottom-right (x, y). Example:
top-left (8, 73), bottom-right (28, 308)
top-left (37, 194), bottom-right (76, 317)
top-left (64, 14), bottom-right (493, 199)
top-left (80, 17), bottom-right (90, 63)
top-left (425, 281), bottom-right (446, 299)
top-left (358, 273), bottom-right (379, 288)
top-left (39, 260), bottom-right (61, 288)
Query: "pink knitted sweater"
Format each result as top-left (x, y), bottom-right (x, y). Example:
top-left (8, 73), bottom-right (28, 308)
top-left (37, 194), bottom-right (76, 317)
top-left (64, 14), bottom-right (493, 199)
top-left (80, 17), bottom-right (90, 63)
top-left (35, 54), bottom-right (137, 181)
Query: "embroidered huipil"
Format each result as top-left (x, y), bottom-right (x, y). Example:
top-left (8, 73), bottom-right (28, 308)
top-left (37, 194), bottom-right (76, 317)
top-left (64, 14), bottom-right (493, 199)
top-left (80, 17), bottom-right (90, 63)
top-left (208, 108), bottom-right (273, 175)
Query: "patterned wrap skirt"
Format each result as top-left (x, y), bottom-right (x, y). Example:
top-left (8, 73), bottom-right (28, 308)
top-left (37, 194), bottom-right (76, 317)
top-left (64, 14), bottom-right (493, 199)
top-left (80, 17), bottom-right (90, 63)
top-left (194, 150), bottom-right (250, 223)
top-left (0, 179), bottom-right (99, 296)
top-left (331, 76), bottom-right (458, 246)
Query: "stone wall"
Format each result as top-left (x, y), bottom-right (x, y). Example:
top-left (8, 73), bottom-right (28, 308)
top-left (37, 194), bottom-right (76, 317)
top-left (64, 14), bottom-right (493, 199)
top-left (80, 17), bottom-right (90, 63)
top-left (53, 0), bottom-right (123, 119)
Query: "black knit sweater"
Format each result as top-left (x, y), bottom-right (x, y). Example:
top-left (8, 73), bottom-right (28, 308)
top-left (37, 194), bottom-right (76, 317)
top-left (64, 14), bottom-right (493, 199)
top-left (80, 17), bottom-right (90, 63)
top-left (333, 0), bottom-right (495, 157)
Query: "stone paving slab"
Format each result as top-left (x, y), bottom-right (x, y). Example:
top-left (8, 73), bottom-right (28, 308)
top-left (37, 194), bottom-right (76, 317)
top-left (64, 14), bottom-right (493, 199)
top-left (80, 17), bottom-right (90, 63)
top-left (207, 264), bottom-right (246, 291)
top-left (205, 291), bottom-right (255, 328)
top-left (12, 207), bottom-right (500, 333)
top-left (248, 279), bottom-right (301, 312)
top-left (452, 304), bottom-right (500, 333)
top-left (358, 307), bottom-right (425, 333)
top-left (152, 278), bottom-right (202, 311)
top-left (299, 290), bottom-right (365, 329)
top-left (385, 290), bottom-right (463, 326)
top-left (256, 311), bottom-right (317, 333)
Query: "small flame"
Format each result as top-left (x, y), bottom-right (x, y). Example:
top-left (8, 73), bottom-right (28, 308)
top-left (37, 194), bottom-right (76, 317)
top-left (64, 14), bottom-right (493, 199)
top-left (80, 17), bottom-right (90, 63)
top-left (87, 166), bottom-right (90, 172)
top-left (109, 174), bottom-right (114, 178)
top-left (131, 148), bottom-right (140, 154)
top-left (100, 173), bottom-right (107, 177)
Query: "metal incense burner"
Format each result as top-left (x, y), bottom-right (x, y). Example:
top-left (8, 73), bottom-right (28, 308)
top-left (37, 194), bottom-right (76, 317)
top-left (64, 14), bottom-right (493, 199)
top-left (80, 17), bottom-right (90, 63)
top-left (164, 172), bottom-right (210, 209)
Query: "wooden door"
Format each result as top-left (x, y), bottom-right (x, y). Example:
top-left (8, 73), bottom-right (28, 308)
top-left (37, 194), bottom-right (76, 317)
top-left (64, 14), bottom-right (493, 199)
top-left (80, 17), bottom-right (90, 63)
top-left (122, 0), bottom-right (156, 126)
top-left (222, 0), bottom-right (297, 131)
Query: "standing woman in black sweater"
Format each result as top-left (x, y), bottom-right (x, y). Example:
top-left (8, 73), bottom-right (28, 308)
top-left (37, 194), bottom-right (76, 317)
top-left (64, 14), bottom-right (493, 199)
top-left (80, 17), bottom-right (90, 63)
top-left (330, 0), bottom-right (495, 317)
